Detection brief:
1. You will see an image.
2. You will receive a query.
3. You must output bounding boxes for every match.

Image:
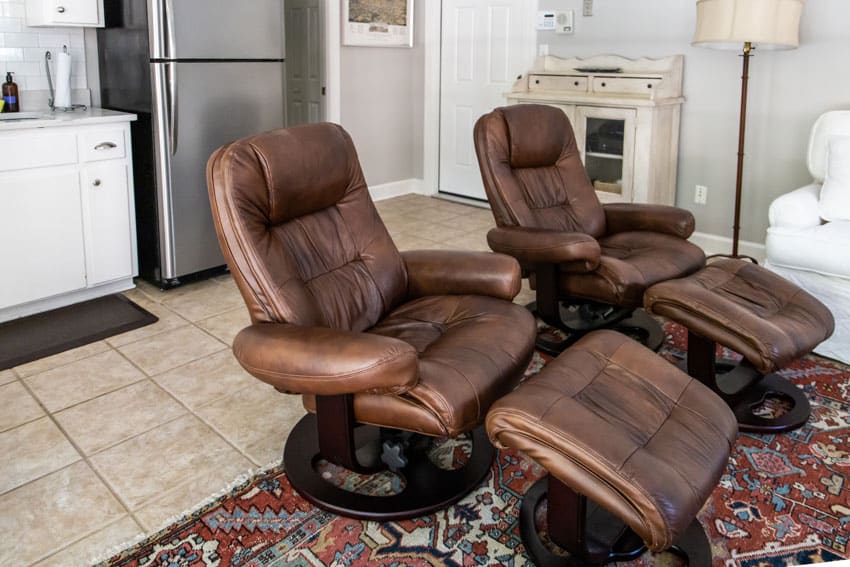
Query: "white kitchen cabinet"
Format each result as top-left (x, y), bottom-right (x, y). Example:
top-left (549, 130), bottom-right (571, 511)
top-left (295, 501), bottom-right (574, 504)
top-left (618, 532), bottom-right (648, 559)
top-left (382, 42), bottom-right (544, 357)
top-left (25, 0), bottom-right (103, 27)
top-left (81, 161), bottom-right (134, 285)
top-left (0, 168), bottom-right (87, 308)
top-left (508, 55), bottom-right (684, 206)
top-left (0, 110), bottom-right (137, 322)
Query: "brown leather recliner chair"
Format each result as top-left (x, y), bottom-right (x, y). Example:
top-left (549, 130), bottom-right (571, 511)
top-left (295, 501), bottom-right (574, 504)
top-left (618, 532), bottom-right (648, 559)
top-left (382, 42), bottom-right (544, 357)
top-left (206, 123), bottom-right (537, 520)
top-left (474, 104), bottom-right (706, 353)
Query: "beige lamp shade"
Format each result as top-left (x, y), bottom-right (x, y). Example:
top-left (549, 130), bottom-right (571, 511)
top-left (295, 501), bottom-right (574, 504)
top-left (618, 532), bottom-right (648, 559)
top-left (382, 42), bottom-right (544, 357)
top-left (693, 0), bottom-right (804, 50)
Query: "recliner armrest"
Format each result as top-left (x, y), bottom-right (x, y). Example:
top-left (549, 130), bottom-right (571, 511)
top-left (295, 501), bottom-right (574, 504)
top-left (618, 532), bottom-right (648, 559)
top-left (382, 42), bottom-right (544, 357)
top-left (402, 249), bottom-right (521, 301)
top-left (768, 184), bottom-right (822, 229)
top-left (233, 324), bottom-right (418, 396)
top-left (487, 226), bottom-right (601, 270)
top-left (603, 203), bottom-right (695, 239)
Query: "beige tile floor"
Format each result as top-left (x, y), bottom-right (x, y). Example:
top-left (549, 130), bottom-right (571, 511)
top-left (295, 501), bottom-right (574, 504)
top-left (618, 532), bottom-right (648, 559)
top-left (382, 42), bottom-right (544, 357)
top-left (0, 195), bottom-right (535, 566)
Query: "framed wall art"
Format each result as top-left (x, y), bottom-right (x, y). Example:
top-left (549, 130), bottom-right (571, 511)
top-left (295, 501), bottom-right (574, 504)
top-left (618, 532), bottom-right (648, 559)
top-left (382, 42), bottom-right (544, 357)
top-left (342, 0), bottom-right (414, 47)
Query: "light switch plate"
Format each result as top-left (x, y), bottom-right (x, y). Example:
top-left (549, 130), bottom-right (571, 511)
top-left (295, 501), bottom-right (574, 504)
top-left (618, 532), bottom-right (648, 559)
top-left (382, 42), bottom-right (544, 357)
top-left (583, 0), bottom-right (593, 17)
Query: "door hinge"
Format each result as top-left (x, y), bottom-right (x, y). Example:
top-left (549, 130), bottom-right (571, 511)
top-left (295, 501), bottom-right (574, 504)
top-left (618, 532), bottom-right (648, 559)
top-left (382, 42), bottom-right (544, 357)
top-left (321, 87), bottom-right (326, 96)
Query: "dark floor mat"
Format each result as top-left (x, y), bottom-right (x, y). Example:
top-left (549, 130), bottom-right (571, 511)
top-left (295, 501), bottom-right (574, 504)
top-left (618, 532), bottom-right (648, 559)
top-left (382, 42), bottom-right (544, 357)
top-left (0, 294), bottom-right (158, 370)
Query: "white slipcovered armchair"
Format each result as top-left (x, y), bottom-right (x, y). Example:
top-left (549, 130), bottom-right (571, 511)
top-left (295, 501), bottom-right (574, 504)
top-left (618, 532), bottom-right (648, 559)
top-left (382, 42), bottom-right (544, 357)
top-left (766, 110), bottom-right (850, 364)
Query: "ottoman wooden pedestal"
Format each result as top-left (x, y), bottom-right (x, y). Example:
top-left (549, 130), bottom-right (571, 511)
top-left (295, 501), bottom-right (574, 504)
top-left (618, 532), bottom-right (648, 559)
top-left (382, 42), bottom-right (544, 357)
top-left (487, 331), bottom-right (737, 566)
top-left (645, 259), bottom-right (834, 433)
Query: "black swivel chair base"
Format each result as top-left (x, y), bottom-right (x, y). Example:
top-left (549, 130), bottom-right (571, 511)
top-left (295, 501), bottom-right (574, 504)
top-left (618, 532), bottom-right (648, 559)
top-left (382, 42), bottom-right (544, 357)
top-left (520, 476), bottom-right (712, 567)
top-left (283, 395), bottom-right (495, 521)
top-left (530, 264), bottom-right (664, 356)
top-left (683, 330), bottom-right (811, 433)
top-left (528, 299), bottom-right (665, 357)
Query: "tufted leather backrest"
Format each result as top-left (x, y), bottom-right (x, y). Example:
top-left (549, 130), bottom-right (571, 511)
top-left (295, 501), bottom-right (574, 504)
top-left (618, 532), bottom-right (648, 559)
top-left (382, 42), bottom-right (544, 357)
top-left (207, 123), bottom-right (408, 331)
top-left (474, 105), bottom-right (607, 238)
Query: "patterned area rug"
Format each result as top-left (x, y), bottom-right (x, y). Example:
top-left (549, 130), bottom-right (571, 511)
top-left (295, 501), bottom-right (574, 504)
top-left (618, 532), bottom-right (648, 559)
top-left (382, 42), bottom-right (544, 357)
top-left (98, 324), bottom-right (850, 566)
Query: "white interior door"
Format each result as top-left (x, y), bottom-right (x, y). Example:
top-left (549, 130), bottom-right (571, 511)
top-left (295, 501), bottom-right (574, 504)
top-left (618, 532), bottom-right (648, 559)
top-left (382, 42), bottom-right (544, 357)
top-left (439, 0), bottom-right (535, 200)
top-left (285, 0), bottom-right (325, 126)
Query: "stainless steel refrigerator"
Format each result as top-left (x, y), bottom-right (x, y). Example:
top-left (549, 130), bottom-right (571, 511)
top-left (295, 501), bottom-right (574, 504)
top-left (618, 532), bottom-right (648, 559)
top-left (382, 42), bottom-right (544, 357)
top-left (97, 0), bottom-right (285, 287)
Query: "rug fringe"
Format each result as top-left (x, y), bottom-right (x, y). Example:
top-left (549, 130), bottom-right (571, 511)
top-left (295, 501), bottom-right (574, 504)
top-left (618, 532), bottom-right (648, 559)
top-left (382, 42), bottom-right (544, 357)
top-left (88, 459), bottom-right (283, 565)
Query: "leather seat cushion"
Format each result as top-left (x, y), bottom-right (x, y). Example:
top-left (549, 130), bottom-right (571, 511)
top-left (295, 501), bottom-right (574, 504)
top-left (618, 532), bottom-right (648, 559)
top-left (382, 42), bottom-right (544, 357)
top-left (645, 259), bottom-right (835, 374)
top-left (559, 232), bottom-right (706, 307)
top-left (305, 295), bottom-right (537, 437)
top-left (486, 330), bottom-right (737, 551)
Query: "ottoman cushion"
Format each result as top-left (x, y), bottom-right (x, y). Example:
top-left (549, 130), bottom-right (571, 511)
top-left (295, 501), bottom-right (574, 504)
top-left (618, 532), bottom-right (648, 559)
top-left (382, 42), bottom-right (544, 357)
top-left (644, 259), bottom-right (835, 374)
top-left (487, 330), bottom-right (737, 551)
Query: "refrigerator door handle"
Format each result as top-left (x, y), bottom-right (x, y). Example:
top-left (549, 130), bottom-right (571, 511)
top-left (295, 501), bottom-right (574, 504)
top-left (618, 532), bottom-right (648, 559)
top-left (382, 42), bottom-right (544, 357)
top-left (163, 0), bottom-right (177, 59)
top-left (166, 62), bottom-right (178, 156)
top-left (151, 62), bottom-right (177, 280)
top-left (148, 0), bottom-right (164, 59)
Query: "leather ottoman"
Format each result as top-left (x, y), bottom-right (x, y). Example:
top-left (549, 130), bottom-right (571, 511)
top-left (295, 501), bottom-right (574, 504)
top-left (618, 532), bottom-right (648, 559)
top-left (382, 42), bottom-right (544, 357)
top-left (645, 258), bottom-right (834, 433)
top-left (487, 330), bottom-right (737, 566)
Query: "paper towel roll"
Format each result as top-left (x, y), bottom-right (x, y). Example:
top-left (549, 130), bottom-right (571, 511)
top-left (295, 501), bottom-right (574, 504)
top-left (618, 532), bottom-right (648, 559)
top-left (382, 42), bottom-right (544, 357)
top-left (54, 50), bottom-right (72, 109)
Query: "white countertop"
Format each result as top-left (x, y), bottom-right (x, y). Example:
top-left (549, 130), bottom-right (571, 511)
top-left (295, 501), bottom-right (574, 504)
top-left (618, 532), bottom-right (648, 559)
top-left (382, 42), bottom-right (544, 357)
top-left (0, 108), bottom-right (137, 131)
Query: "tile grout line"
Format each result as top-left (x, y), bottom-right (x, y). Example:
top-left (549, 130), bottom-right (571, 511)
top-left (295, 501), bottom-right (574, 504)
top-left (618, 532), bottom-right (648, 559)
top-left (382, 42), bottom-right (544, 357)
top-left (12, 376), bottom-right (145, 562)
top-left (26, 514), bottom-right (141, 567)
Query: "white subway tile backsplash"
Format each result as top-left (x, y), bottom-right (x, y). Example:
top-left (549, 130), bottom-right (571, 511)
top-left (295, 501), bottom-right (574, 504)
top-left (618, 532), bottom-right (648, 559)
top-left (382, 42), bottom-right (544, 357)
top-left (0, 16), bottom-right (22, 32)
top-left (7, 4), bottom-right (24, 18)
top-left (0, 46), bottom-right (23, 61)
top-left (37, 31), bottom-right (72, 47)
top-left (11, 59), bottom-right (37, 74)
top-left (26, 74), bottom-right (48, 89)
top-left (4, 31), bottom-right (38, 47)
top-left (0, 0), bottom-right (88, 97)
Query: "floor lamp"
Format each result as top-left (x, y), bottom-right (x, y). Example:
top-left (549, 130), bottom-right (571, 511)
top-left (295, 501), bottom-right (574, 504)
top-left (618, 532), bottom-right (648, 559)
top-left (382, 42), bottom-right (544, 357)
top-left (693, 0), bottom-right (804, 257)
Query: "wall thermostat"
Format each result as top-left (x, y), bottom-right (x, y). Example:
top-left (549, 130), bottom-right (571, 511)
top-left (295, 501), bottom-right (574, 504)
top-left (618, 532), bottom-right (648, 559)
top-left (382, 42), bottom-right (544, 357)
top-left (536, 11), bottom-right (557, 31)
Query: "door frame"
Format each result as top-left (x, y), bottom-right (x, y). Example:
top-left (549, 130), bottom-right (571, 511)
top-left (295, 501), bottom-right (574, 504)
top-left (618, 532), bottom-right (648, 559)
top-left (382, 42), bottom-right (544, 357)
top-left (422, 0), bottom-right (538, 197)
top-left (324, 1), bottom-right (341, 123)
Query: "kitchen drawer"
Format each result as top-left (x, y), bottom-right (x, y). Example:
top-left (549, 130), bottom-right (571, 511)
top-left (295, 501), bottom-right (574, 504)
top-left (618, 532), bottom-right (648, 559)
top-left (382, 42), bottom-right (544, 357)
top-left (80, 128), bottom-right (127, 162)
top-left (529, 75), bottom-right (588, 93)
top-left (0, 130), bottom-right (77, 172)
top-left (592, 77), bottom-right (661, 96)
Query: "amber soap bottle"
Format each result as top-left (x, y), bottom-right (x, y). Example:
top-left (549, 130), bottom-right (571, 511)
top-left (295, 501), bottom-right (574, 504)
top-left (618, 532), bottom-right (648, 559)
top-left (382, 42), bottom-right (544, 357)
top-left (2, 72), bottom-right (20, 112)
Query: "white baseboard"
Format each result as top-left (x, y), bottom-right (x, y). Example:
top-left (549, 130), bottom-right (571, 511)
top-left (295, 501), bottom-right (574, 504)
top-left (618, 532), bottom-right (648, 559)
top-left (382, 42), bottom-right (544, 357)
top-left (369, 178), bottom-right (427, 201)
top-left (688, 231), bottom-right (766, 263)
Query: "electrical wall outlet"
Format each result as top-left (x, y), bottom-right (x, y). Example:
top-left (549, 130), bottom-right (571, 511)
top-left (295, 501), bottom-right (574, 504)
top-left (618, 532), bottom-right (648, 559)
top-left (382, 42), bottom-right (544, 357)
top-left (583, 0), bottom-right (593, 17)
top-left (695, 185), bottom-right (708, 205)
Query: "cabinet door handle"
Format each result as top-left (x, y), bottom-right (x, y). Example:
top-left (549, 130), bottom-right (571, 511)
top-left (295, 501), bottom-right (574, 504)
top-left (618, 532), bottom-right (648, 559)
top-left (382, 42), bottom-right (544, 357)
top-left (56, 5), bottom-right (66, 12)
top-left (94, 142), bottom-right (118, 151)
top-left (93, 179), bottom-right (102, 187)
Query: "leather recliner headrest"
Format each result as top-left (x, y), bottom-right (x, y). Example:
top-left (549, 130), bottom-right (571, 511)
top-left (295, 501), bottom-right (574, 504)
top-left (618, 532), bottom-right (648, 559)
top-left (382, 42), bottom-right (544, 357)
top-left (222, 123), bottom-right (358, 226)
top-left (500, 104), bottom-right (571, 169)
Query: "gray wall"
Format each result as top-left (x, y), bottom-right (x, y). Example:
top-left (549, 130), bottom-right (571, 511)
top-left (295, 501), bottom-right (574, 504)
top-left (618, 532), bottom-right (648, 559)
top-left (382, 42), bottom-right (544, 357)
top-left (537, 0), bottom-right (850, 243)
top-left (340, 0), bottom-right (425, 186)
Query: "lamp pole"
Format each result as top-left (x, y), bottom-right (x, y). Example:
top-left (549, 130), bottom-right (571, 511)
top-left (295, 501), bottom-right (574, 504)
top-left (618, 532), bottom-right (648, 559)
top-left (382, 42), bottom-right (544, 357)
top-left (732, 41), bottom-right (752, 257)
